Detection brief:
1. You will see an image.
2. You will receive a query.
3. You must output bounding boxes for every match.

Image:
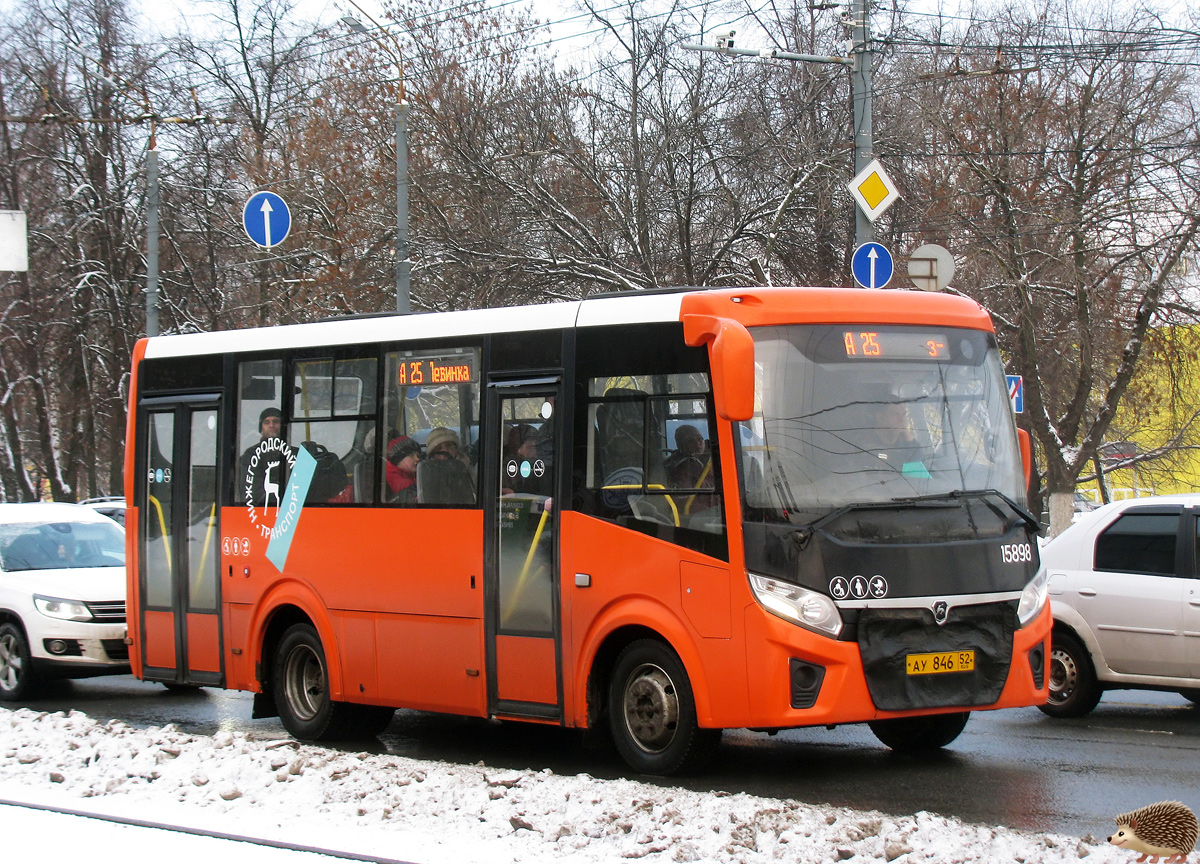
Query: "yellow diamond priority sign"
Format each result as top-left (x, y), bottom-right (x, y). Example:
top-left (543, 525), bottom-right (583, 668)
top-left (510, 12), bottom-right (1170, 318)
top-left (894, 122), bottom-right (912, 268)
top-left (848, 159), bottom-right (899, 223)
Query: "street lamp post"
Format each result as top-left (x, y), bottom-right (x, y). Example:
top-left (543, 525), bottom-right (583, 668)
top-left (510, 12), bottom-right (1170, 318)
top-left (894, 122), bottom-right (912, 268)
top-left (341, 7), bottom-right (411, 314)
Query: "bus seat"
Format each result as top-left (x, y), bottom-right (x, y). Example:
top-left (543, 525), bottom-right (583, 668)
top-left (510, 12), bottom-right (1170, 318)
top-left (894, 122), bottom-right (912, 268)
top-left (629, 494), bottom-right (679, 527)
top-left (417, 458), bottom-right (476, 506)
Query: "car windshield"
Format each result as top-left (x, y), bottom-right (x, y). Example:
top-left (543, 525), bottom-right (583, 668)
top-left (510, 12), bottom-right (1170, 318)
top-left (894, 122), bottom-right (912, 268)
top-left (0, 520), bottom-right (125, 571)
top-left (739, 324), bottom-right (1026, 525)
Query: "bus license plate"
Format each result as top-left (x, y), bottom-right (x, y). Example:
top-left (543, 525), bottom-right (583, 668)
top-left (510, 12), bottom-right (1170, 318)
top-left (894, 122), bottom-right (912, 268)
top-left (906, 650), bottom-right (975, 675)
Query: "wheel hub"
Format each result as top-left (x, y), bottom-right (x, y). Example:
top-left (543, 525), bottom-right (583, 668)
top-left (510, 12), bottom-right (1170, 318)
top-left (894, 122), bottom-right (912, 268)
top-left (0, 633), bottom-right (21, 692)
top-left (282, 643), bottom-right (325, 721)
top-left (621, 663), bottom-right (680, 753)
top-left (1047, 646), bottom-right (1078, 705)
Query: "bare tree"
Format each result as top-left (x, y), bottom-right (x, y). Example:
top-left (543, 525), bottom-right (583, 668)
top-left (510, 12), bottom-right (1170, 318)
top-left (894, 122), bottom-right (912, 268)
top-left (894, 2), bottom-right (1200, 533)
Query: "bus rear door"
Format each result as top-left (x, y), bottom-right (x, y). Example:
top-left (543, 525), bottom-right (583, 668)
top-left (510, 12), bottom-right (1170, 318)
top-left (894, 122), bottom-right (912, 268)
top-left (137, 396), bottom-right (223, 687)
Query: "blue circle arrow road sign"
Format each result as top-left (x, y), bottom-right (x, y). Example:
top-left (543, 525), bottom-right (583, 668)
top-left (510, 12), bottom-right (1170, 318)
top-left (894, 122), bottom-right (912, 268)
top-left (851, 242), bottom-right (894, 289)
top-left (242, 191), bottom-right (291, 249)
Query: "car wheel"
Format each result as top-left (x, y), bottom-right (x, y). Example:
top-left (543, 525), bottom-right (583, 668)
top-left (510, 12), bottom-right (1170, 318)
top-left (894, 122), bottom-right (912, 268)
top-left (1178, 689), bottom-right (1200, 705)
top-left (0, 623), bottom-right (39, 701)
top-left (273, 623), bottom-right (360, 741)
top-left (1039, 630), bottom-right (1102, 718)
top-left (868, 711), bottom-right (970, 752)
top-left (608, 638), bottom-right (720, 775)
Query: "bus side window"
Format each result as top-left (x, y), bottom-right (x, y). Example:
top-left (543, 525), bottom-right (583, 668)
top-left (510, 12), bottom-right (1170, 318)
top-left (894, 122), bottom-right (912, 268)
top-left (382, 347), bottom-right (481, 508)
top-left (580, 380), bottom-right (725, 553)
top-left (236, 358), bottom-right (284, 506)
top-left (289, 356), bottom-right (377, 505)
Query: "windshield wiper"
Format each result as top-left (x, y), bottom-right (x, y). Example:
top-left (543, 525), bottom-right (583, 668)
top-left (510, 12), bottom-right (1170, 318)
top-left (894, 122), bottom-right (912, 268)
top-left (887, 489), bottom-right (1042, 533)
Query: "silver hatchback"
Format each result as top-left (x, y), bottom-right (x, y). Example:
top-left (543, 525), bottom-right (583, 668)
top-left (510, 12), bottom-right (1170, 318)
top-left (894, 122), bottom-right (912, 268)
top-left (1039, 493), bottom-right (1200, 717)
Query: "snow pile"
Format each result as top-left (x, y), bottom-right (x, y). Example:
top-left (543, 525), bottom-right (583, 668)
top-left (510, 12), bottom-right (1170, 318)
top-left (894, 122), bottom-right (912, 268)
top-left (0, 707), bottom-right (1127, 863)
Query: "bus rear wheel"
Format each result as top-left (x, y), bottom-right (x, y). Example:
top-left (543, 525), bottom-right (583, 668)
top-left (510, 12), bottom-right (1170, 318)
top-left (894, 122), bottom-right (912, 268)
top-left (273, 623), bottom-right (381, 741)
top-left (608, 639), bottom-right (719, 775)
top-left (868, 711), bottom-right (970, 752)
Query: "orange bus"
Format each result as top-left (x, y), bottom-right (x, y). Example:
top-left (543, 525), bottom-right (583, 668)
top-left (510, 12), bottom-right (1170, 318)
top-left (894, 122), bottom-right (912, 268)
top-left (124, 286), bottom-right (1050, 774)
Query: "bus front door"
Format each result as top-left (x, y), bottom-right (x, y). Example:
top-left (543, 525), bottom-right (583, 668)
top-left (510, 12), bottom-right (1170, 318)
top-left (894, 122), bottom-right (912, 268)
top-left (138, 398), bottom-right (223, 687)
top-left (488, 385), bottom-right (562, 720)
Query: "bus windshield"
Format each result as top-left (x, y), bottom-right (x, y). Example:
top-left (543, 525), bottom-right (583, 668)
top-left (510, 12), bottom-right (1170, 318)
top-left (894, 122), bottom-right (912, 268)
top-left (739, 324), bottom-right (1024, 524)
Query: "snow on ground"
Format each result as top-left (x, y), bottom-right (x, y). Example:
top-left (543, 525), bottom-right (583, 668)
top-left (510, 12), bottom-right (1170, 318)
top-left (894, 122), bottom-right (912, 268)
top-left (0, 706), bottom-right (1131, 863)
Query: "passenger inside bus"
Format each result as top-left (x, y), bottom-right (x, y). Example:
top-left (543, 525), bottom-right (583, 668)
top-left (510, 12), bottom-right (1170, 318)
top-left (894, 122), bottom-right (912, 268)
top-left (384, 435), bottom-right (421, 504)
top-left (239, 407), bottom-right (287, 506)
top-left (664, 424), bottom-right (709, 488)
top-left (417, 427), bottom-right (475, 505)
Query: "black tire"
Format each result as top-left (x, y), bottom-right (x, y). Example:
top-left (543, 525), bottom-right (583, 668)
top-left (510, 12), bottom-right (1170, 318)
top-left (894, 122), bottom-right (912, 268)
top-left (868, 711), bottom-right (970, 752)
top-left (1039, 630), bottom-right (1102, 718)
top-left (608, 638), bottom-right (720, 775)
top-left (0, 622), bottom-right (39, 701)
top-left (273, 623), bottom-right (363, 741)
top-left (1179, 689), bottom-right (1200, 705)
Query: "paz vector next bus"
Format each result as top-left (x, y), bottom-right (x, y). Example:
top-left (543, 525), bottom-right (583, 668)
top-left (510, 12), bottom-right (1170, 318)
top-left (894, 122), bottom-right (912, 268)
top-left (124, 286), bottom-right (1050, 774)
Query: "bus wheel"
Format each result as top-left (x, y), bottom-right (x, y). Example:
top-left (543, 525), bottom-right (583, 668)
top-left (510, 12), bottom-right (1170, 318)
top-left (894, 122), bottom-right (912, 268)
top-left (608, 639), bottom-right (720, 775)
top-left (1039, 631), bottom-right (1102, 718)
top-left (868, 711), bottom-right (970, 752)
top-left (0, 623), bottom-right (38, 701)
top-left (274, 623), bottom-right (357, 740)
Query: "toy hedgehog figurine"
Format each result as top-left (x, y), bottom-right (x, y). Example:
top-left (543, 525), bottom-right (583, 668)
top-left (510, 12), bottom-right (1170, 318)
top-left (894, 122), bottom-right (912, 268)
top-left (1108, 801), bottom-right (1198, 863)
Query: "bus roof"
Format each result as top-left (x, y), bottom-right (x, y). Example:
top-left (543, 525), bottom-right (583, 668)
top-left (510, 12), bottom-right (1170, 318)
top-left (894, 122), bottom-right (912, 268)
top-left (141, 287), bottom-right (990, 359)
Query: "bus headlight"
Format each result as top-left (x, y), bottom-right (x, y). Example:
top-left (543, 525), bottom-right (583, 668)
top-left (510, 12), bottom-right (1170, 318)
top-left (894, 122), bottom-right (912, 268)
top-left (749, 574), bottom-right (842, 638)
top-left (1016, 568), bottom-right (1049, 627)
top-left (34, 595), bottom-right (92, 622)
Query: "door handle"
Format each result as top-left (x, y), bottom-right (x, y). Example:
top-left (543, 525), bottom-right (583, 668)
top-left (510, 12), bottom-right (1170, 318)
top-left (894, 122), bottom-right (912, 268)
top-left (1078, 588), bottom-right (1097, 597)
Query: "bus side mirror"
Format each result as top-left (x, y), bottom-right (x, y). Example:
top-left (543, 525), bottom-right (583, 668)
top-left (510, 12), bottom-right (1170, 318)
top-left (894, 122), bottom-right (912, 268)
top-left (1017, 428), bottom-right (1033, 490)
top-left (682, 314), bottom-right (755, 422)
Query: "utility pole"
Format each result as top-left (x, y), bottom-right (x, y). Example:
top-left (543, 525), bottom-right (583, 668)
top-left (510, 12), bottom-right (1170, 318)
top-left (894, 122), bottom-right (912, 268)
top-left (342, 6), bottom-right (411, 314)
top-left (146, 144), bottom-right (159, 336)
top-left (849, 0), bottom-right (874, 247)
top-left (684, 0), bottom-right (877, 246)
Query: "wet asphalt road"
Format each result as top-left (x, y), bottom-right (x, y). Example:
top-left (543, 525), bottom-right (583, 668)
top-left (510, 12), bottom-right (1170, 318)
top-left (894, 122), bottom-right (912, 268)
top-left (10, 676), bottom-right (1199, 841)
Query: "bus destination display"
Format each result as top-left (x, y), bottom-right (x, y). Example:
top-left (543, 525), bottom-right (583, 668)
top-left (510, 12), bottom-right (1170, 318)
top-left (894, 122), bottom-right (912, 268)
top-left (843, 330), bottom-right (948, 360)
top-left (396, 355), bottom-right (477, 385)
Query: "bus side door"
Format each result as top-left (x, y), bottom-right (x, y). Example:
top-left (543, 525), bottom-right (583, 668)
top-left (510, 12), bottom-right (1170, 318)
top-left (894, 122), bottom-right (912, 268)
top-left (486, 382), bottom-right (563, 720)
top-left (137, 396), bottom-right (223, 687)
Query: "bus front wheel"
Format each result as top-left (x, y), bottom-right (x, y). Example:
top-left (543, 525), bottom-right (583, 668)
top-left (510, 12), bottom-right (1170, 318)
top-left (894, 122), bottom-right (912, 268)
top-left (868, 711), bottom-right (970, 752)
top-left (608, 639), bottom-right (720, 775)
top-left (273, 623), bottom-right (363, 741)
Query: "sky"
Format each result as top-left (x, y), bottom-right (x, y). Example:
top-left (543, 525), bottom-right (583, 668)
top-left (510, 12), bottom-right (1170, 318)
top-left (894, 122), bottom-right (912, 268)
top-left (0, 704), bottom-right (1149, 864)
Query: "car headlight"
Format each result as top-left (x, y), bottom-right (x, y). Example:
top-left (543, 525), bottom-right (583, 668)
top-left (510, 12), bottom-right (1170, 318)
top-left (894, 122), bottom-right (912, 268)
top-left (749, 574), bottom-right (843, 637)
top-left (34, 595), bottom-right (92, 622)
top-left (1016, 568), bottom-right (1049, 627)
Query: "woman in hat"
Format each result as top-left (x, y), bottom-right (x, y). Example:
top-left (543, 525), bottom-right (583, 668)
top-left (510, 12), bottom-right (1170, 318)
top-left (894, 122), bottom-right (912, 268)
top-left (385, 435), bottom-right (420, 504)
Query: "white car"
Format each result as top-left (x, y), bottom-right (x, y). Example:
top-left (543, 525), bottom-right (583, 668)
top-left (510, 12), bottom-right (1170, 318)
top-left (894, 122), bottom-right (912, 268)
top-left (79, 496), bottom-right (126, 527)
top-left (1039, 493), bottom-right (1200, 717)
top-left (0, 502), bottom-right (128, 699)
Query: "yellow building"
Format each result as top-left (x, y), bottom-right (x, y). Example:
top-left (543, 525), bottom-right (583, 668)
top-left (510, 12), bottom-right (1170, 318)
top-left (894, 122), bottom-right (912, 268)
top-left (1077, 325), bottom-right (1200, 502)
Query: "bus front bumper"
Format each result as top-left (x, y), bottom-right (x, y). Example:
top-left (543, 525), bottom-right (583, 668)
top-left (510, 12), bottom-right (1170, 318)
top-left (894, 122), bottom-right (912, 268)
top-left (740, 602), bottom-right (1051, 728)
